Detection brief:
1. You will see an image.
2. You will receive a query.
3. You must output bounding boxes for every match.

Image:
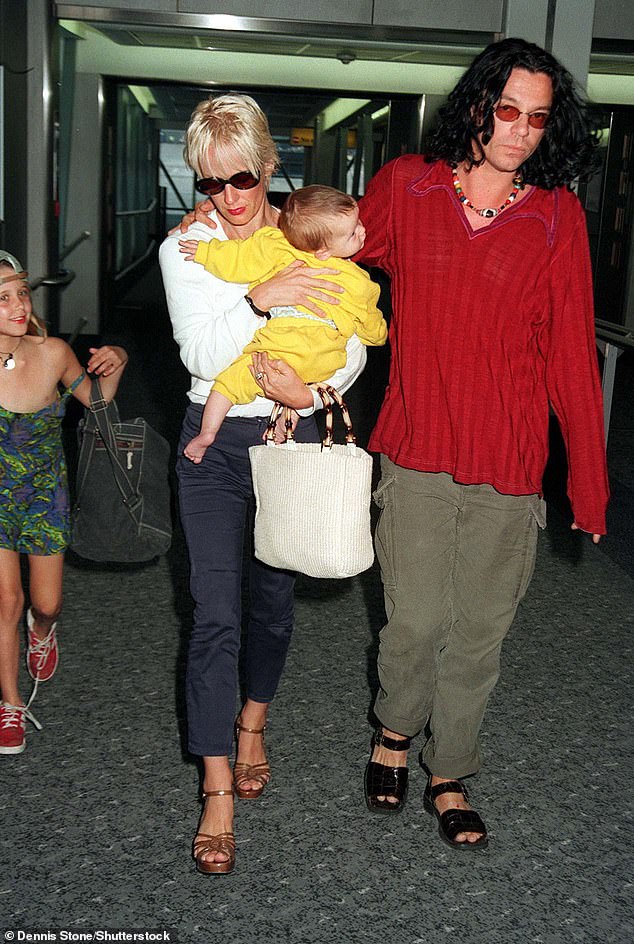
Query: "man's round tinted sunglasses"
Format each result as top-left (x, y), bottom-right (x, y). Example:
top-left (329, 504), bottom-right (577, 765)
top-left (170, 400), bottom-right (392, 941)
top-left (494, 104), bottom-right (550, 129)
top-left (195, 171), bottom-right (260, 196)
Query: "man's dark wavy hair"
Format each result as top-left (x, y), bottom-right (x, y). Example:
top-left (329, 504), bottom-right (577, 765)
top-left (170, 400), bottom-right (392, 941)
top-left (425, 37), bottom-right (601, 189)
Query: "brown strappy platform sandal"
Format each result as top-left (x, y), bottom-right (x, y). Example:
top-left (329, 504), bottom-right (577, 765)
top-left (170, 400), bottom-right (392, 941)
top-left (233, 716), bottom-right (271, 800)
top-left (192, 790), bottom-right (236, 874)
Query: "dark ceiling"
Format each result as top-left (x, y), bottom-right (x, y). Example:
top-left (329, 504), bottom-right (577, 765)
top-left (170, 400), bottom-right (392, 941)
top-left (148, 85), bottom-right (346, 132)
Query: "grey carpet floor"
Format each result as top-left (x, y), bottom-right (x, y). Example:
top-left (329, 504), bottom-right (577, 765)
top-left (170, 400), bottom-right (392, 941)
top-left (1, 270), bottom-right (632, 943)
top-left (2, 522), bottom-right (632, 943)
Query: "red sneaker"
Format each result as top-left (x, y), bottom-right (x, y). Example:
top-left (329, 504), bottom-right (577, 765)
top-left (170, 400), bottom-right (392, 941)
top-left (26, 608), bottom-right (59, 682)
top-left (0, 703), bottom-right (41, 754)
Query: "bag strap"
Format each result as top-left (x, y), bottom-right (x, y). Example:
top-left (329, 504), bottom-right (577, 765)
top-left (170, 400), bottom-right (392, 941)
top-left (315, 385), bottom-right (357, 449)
top-left (85, 378), bottom-right (143, 518)
top-left (263, 401), bottom-right (296, 448)
top-left (262, 387), bottom-right (358, 451)
top-left (84, 380), bottom-right (121, 441)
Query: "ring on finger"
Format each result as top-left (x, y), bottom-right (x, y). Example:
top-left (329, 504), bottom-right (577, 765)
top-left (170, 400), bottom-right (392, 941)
top-left (255, 371), bottom-right (264, 380)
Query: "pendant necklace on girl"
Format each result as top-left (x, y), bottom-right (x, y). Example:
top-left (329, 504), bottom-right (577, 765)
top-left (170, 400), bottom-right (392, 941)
top-left (452, 166), bottom-right (524, 219)
top-left (0, 337), bottom-right (22, 370)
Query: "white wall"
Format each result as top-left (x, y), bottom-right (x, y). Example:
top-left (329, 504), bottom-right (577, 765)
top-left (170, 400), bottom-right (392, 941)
top-left (58, 73), bottom-right (103, 334)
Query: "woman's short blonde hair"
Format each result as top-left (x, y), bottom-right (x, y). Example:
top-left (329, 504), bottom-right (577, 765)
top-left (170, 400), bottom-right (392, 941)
top-left (279, 185), bottom-right (357, 252)
top-left (184, 94), bottom-right (280, 179)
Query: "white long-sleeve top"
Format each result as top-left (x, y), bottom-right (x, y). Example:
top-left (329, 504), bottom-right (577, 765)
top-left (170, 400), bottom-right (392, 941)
top-left (159, 212), bottom-right (367, 417)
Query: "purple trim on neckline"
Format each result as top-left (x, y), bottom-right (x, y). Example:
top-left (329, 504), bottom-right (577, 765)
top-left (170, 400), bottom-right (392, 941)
top-left (406, 162), bottom-right (558, 246)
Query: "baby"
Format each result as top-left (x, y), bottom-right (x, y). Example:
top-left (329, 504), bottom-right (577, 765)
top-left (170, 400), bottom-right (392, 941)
top-left (178, 184), bottom-right (387, 463)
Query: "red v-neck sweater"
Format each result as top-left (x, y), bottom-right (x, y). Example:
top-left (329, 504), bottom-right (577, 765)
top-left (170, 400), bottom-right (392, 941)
top-left (357, 156), bottom-right (609, 534)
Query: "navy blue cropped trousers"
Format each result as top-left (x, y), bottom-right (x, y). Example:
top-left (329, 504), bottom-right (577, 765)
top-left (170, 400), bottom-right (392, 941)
top-left (177, 402), bottom-right (318, 757)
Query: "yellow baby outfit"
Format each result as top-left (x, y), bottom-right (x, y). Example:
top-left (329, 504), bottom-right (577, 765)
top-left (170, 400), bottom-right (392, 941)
top-left (193, 226), bottom-right (386, 404)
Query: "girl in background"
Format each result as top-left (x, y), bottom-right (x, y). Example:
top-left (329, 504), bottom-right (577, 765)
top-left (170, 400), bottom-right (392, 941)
top-left (0, 250), bottom-right (127, 755)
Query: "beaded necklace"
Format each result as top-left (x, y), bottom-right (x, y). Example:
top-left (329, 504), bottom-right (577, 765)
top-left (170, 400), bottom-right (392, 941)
top-left (452, 167), bottom-right (523, 219)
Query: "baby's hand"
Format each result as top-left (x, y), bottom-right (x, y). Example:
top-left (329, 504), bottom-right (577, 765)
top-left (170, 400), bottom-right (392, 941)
top-left (178, 238), bottom-right (199, 261)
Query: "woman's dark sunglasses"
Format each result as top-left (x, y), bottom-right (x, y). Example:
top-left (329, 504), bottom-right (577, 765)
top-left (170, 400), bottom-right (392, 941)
top-left (494, 104), bottom-right (550, 129)
top-left (195, 171), bottom-right (260, 196)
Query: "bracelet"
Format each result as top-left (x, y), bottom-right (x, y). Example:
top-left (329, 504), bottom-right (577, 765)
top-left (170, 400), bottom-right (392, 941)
top-left (244, 294), bottom-right (271, 319)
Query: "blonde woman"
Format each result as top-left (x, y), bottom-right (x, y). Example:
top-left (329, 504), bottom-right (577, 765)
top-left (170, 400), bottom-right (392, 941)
top-left (159, 94), bottom-right (366, 874)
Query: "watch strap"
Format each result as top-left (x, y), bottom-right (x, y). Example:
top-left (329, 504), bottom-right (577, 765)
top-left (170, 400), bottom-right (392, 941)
top-left (244, 294), bottom-right (271, 319)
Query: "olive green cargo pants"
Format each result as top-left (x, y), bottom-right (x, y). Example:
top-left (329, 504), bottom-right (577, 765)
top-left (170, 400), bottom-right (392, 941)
top-left (373, 457), bottom-right (546, 778)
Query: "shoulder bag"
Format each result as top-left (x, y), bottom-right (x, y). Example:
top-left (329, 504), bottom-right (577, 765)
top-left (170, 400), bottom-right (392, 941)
top-left (71, 378), bottom-right (172, 563)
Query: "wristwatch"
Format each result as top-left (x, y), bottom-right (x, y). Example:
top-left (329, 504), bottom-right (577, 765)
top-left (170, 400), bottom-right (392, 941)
top-left (244, 294), bottom-right (271, 319)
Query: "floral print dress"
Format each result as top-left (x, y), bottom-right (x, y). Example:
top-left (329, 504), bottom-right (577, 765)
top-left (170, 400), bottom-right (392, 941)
top-left (0, 373), bottom-right (84, 555)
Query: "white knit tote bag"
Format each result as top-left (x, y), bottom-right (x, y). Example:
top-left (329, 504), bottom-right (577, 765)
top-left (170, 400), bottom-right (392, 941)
top-left (249, 386), bottom-right (374, 579)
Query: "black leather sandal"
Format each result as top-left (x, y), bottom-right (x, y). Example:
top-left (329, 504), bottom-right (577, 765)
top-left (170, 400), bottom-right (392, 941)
top-left (423, 777), bottom-right (488, 850)
top-left (364, 728), bottom-right (411, 814)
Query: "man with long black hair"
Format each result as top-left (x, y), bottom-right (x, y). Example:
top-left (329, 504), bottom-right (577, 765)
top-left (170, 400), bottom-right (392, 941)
top-left (359, 38), bottom-right (609, 849)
